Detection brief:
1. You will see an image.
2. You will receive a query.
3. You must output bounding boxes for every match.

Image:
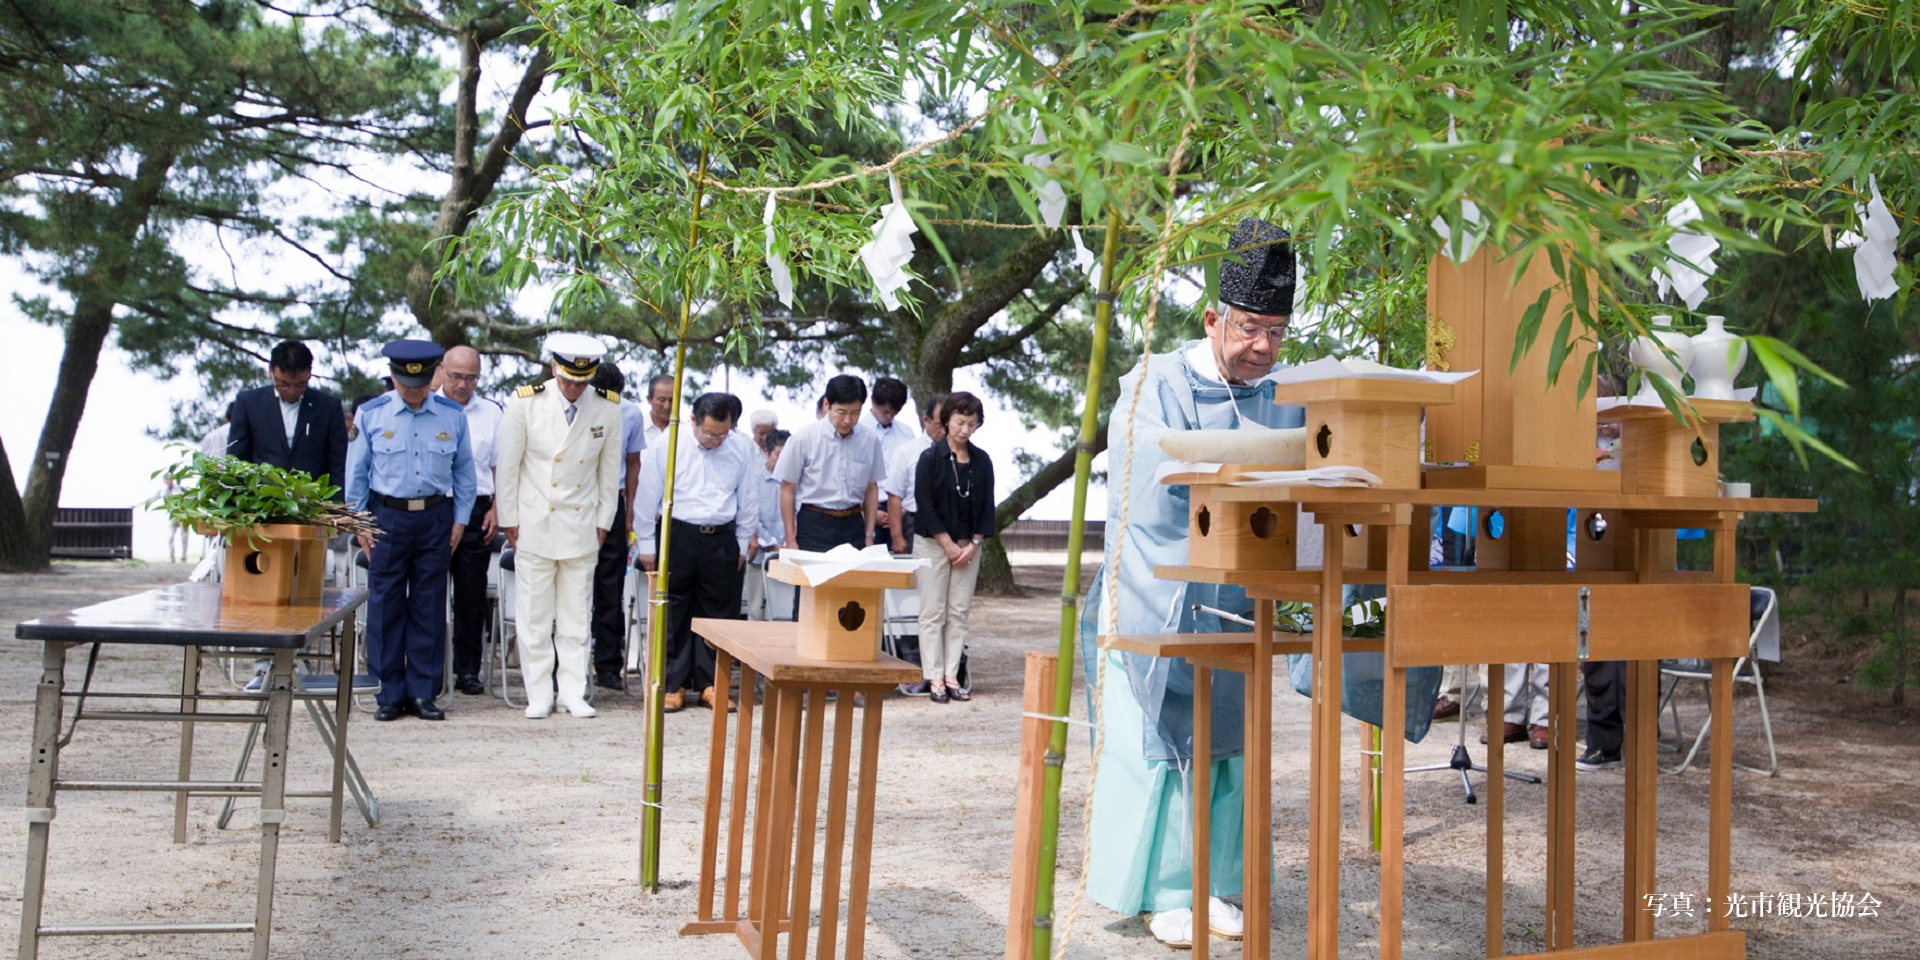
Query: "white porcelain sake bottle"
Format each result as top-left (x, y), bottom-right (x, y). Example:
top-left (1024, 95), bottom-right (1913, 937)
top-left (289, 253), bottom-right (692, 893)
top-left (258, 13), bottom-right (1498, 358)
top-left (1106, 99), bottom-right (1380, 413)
top-left (1688, 315), bottom-right (1747, 401)
top-left (1628, 314), bottom-right (1693, 403)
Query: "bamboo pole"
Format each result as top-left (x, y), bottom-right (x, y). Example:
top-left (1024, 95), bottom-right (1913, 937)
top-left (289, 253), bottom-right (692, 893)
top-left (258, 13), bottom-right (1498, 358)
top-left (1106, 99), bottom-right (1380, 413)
top-left (640, 144), bottom-right (708, 892)
top-left (1027, 203), bottom-right (1123, 960)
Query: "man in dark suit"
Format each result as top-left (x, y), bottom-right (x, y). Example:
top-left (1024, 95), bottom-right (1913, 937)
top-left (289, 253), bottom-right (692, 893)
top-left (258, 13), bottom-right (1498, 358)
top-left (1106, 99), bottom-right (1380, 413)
top-left (227, 340), bottom-right (349, 497)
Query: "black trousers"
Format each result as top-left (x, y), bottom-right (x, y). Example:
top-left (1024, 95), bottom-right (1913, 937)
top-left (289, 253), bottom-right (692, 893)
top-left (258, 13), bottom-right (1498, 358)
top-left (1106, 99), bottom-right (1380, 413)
top-left (448, 495), bottom-right (493, 679)
top-left (663, 520), bottom-right (743, 694)
top-left (590, 497), bottom-right (631, 676)
top-left (792, 509), bottom-right (863, 618)
top-left (1582, 660), bottom-right (1624, 754)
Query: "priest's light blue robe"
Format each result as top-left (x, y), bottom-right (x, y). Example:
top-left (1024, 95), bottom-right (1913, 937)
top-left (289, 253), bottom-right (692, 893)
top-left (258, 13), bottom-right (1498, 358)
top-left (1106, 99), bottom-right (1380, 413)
top-left (1077, 339), bottom-right (1301, 915)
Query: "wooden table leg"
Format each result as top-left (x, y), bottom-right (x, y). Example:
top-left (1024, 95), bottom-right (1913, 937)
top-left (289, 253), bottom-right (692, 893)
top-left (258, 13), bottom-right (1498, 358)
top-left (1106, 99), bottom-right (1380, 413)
top-left (1380, 521), bottom-right (1409, 960)
top-left (817, 692), bottom-right (858, 960)
top-left (1545, 662), bottom-right (1576, 951)
top-left (1708, 658), bottom-right (1732, 933)
top-left (846, 690), bottom-right (886, 960)
top-left (1309, 524), bottom-right (1345, 960)
top-left (327, 614), bottom-right (358, 843)
top-left (1485, 664), bottom-right (1505, 959)
top-left (748, 680), bottom-right (779, 922)
top-left (18, 641), bottom-right (69, 960)
top-left (1246, 599), bottom-right (1273, 960)
top-left (696, 648), bottom-right (733, 925)
top-left (173, 644), bottom-right (202, 843)
top-left (1192, 665), bottom-right (1211, 959)
top-left (787, 683), bottom-right (829, 960)
top-left (726, 664), bottom-right (759, 925)
top-left (754, 685), bottom-right (805, 960)
top-left (251, 649), bottom-right (296, 960)
top-left (1624, 659), bottom-right (1657, 941)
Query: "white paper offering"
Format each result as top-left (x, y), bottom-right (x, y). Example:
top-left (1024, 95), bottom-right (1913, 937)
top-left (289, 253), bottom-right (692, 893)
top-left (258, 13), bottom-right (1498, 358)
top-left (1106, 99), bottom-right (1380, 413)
top-left (1231, 466), bottom-right (1384, 488)
top-left (775, 543), bottom-right (927, 586)
top-left (1266, 356), bottom-right (1479, 387)
top-left (857, 172), bottom-right (918, 311)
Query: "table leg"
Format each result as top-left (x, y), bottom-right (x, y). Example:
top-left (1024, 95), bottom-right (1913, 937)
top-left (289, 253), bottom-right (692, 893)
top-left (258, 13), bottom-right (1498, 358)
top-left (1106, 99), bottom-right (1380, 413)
top-left (727, 664), bottom-right (759, 924)
top-left (1246, 599), bottom-right (1273, 960)
top-left (787, 684), bottom-right (830, 960)
top-left (748, 681), bottom-right (778, 921)
top-left (251, 649), bottom-right (296, 960)
top-left (1545, 662), bottom-right (1576, 951)
top-left (755, 686), bottom-right (804, 960)
top-left (1309, 524), bottom-right (1345, 960)
top-left (1192, 664), bottom-right (1211, 960)
top-left (174, 644), bottom-right (203, 843)
top-left (697, 648), bottom-right (733, 924)
top-left (1708, 658), bottom-right (1732, 933)
top-left (1624, 659), bottom-right (1657, 940)
top-left (327, 614), bottom-right (358, 843)
top-left (846, 690), bottom-right (885, 960)
top-left (18, 641), bottom-right (69, 960)
top-left (1485, 663), bottom-right (1505, 959)
top-left (1380, 520), bottom-right (1410, 960)
top-left (816, 690), bottom-right (857, 960)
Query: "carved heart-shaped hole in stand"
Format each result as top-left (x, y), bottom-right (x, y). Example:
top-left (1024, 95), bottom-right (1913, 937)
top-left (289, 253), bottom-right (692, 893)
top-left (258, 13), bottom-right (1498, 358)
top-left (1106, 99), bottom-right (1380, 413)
top-left (1250, 507), bottom-right (1279, 539)
top-left (243, 551), bottom-right (270, 575)
top-left (1196, 506), bottom-right (1212, 538)
top-left (837, 601), bottom-right (866, 632)
top-left (1316, 424), bottom-right (1333, 458)
top-left (1691, 437), bottom-right (1709, 467)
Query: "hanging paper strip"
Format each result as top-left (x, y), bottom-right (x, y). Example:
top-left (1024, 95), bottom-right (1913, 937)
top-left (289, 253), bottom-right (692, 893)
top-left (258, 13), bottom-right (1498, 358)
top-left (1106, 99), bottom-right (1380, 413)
top-left (1836, 174), bottom-right (1901, 302)
top-left (1654, 193), bottom-right (1719, 311)
top-left (1430, 119), bottom-right (1486, 263)
top-left (857, 171), bottom-right (917, 311)
top-left (763, 193), bottom-right (794, 308)
top-left (1023, 128), bottom-right (1067, 230)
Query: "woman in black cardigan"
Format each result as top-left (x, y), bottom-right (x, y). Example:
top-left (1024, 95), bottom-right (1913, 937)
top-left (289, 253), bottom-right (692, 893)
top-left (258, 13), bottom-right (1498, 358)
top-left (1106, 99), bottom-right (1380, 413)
top-left (911, 391), bottom-right (996, 703)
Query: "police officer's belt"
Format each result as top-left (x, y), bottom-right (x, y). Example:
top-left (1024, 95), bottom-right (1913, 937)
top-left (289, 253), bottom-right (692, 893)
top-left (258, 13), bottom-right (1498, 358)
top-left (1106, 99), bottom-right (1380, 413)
top-left (671, 518), bottom-right (736, 535)
top-left (375, 493), bottom-right (451, 511)
top-left (800, 504), bottom-right (862, 518)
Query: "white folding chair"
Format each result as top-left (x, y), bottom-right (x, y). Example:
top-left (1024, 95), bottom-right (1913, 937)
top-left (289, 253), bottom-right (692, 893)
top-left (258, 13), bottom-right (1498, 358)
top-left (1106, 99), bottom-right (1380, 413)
top-left (1657, 585), bottom-right (1780, 776)
top-left (494, 551), bottom-right (521, 706)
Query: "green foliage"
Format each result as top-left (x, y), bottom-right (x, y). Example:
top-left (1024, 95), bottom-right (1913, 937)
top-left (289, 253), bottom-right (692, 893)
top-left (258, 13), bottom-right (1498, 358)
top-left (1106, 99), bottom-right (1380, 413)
top-left (152, 448), bottom-right (374, 543)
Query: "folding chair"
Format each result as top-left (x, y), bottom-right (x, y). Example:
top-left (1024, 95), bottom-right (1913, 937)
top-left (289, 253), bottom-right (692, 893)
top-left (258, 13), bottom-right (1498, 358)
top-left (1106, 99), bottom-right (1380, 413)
top-left (494, 549), bottom-right (522, 706)
top-left (218, 661), bottom-right (381, 830)
top-left (1657, 585), bottom-right (1780, 776)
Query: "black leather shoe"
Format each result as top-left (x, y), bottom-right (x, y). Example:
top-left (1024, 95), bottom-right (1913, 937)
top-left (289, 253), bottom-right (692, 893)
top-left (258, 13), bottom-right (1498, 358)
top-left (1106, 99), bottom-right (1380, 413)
top-left (595, 671), bottom-right (626, 691)
top-left (374, 702), bottom-right (407, 722)
top-left (455, 675), bottom-right (485, 696)
top-left (413, 698), bottom-right (446, 721)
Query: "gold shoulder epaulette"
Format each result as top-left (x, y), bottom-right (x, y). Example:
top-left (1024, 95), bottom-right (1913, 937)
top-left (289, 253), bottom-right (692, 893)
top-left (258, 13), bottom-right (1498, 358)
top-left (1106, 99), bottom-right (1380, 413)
top-left (598, 388), bottom-right (620, 403)
top-left (515, 383), bottom-right (545, 398)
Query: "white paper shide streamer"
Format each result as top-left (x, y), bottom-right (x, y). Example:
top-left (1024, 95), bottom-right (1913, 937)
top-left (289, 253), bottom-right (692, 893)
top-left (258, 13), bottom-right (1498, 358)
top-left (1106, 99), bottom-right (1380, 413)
top-left (763, 193), bottom-right (794, 308)
top-left (1430, 119), bottom-right (1486, 263)
top-left (1654, 192), bottom-right (1719, 311)
top-left (1071, 228), bottom-right (1103, 292)
top-left (1836, 174), bottom-right (1901, 302)
top-left (1023, 128), bottom-right (1067, 230)
top-left (857, 172), bottom-right (917, 311)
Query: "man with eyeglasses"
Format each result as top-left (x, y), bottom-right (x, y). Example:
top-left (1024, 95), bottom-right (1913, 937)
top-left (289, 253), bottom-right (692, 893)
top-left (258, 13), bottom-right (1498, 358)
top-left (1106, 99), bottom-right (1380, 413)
top-left (633, 392), bottom-right (759, 712)
top-left (436, 345), bottom-right (502, 696)
top-left (1076, 219), bottom-right (1305, 947)
top-left (226, 339), bottom-right (348, 498)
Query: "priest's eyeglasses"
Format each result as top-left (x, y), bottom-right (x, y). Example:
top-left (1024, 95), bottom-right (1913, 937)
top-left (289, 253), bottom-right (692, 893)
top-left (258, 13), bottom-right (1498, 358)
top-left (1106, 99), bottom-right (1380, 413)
top-left (1228, 317), bottom-right (1289, 344)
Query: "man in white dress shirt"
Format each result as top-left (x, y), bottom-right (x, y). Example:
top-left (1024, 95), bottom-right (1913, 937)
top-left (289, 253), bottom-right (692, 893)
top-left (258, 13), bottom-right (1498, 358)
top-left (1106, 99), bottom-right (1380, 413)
top-left (775, 374), bottom-right (885, 557)
top-left (643, 374), bottom-right (674, 449)
top-left (437, 345), bottom-right (502, 696)
top-left (634, 393), bottom-right (759, 711)
top-left (495, 333), bottom-right (626, 719)
top-left (587, 361), bottom-right (648, 691)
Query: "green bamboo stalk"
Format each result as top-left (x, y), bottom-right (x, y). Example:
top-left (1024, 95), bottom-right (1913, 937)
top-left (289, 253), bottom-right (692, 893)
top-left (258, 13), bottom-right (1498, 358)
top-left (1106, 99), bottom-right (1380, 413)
top-left (640, 144), bottom-right (708, 892)
top-left (1028, 203), bottom-right (1124, 960)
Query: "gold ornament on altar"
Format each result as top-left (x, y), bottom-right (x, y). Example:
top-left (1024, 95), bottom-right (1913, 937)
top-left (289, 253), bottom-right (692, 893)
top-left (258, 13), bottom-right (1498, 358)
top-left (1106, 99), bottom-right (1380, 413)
top-left (1464, 440), bottom-right (1481, 463)
top-left (1425, 316), bottom-right (1457, 372)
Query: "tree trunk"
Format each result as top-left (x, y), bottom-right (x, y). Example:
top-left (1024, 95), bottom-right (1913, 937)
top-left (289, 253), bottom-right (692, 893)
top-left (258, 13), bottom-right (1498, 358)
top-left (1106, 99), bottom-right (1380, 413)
top-left (0, 431), bottom-right (42, 571)
top-left (17, 149), bottom-right (176, 568)
top-left (975, 420), bottom-right (1109, 596)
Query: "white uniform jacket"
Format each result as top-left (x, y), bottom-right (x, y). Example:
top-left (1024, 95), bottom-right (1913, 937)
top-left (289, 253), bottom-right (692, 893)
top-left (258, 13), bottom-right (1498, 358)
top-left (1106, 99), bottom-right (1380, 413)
top-left (495, 380), bottom-right (625, 561)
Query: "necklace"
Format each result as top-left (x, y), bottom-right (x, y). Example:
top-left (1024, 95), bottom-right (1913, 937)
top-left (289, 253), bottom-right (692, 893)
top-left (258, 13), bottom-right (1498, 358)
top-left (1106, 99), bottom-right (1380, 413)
top-left (949, 451), bottom-right (972, 499)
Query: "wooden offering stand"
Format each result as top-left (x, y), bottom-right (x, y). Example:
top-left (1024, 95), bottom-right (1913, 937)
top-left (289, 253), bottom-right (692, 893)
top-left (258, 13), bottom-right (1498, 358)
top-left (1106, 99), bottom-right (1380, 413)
top-left (223, 523), bottom-right (329, 605)
top-left (683, 565), bottom-right (919, 960)
top-left (1131, 246), bottom-right (1816, 960)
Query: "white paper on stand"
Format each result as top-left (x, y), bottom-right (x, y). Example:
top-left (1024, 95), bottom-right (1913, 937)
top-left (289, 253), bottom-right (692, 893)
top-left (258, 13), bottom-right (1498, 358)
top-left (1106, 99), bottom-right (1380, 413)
top-left (1266, 356), bottom-right (1479, 387)
top-left (775, 543), bottom-right (928, 586)
top-left (1230, 466), bottom-right (1384, 488)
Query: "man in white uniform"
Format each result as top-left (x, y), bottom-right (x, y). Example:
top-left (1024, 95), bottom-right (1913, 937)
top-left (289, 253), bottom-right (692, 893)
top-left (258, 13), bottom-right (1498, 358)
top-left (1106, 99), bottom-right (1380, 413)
top-left (495, 333), bottom-right (626, 719)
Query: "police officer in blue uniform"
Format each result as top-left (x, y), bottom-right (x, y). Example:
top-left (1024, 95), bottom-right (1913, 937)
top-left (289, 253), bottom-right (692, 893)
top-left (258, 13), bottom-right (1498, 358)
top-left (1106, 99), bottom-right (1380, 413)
top-left (347, 340), bottom-right (477, 722)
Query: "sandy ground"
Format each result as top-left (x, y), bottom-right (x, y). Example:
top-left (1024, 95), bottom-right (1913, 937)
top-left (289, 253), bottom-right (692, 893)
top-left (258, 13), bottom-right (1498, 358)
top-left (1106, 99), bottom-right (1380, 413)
top-left (0, 558), bottom-right (1914, 959)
